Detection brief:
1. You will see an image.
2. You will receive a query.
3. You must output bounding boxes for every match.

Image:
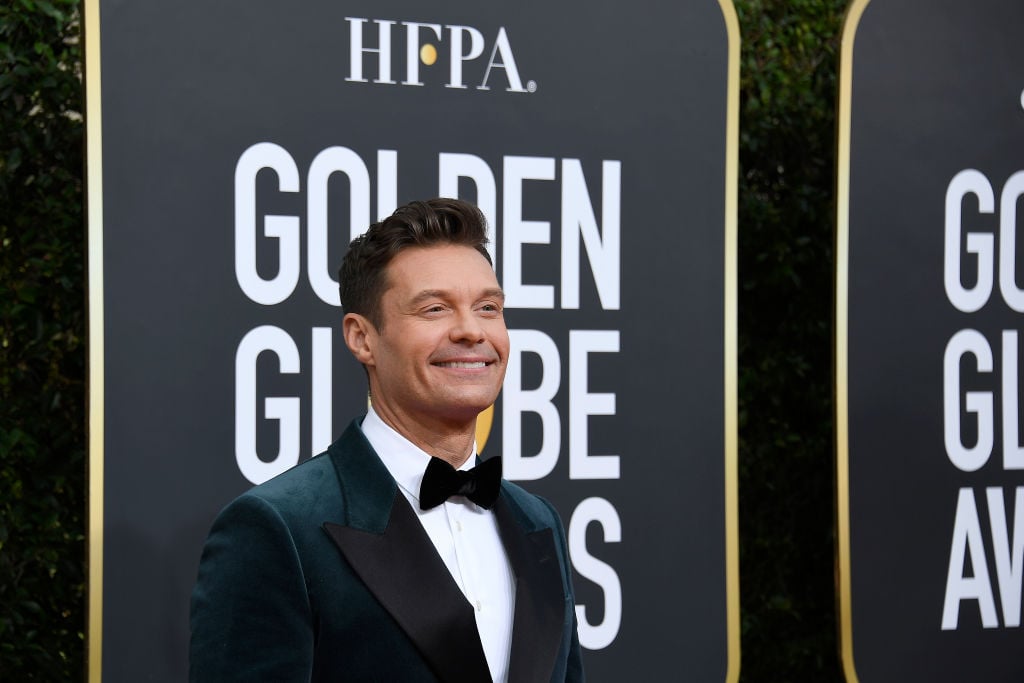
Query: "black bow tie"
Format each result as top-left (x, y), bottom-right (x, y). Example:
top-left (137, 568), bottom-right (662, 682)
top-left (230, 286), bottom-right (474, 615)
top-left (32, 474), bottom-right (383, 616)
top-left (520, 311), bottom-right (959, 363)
top-left (419, 456), bottom-right (502, 510)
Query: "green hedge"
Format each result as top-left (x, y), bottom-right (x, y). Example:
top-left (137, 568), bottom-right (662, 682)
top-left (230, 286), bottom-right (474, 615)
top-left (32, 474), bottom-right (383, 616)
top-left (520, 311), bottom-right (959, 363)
top-left (0, 0), bottom-right (86, 679)
top-left (735, 0), bottom-right (847, 680)
top-left (0, 0), bottom-right (850, 679)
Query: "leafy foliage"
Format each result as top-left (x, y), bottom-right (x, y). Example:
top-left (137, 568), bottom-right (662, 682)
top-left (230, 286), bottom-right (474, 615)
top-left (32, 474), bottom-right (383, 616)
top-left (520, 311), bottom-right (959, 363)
top-left (734, 0), bottom-right (848, 680)
top-left (0, 0), bottom-right (85, 678)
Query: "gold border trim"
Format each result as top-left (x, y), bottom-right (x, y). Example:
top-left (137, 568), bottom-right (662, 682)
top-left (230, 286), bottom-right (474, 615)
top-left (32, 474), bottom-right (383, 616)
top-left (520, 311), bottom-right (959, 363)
top-left (84, 0), bottom-right (104, 680)
top-left (718, 0), bottom-right (742, 680)
top-left (835, 1), bottom-right (871, 681)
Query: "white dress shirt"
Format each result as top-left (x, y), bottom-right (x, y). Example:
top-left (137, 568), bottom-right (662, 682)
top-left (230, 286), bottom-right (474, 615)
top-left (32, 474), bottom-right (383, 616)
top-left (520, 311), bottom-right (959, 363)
top-left (360, 408), bottom-right (516, 683)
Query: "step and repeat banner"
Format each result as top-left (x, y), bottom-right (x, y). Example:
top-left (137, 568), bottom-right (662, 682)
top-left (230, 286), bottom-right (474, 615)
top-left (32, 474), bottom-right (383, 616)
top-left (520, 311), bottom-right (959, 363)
top-left (86, 0), bottom-right (739, 680)
top-left (837, 0), bottom-right (1024, 680)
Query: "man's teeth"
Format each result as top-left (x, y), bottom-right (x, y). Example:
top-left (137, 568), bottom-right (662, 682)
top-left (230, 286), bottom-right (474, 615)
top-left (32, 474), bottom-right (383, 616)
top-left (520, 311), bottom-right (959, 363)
top-left (436, 361), bottom-right (487, 368)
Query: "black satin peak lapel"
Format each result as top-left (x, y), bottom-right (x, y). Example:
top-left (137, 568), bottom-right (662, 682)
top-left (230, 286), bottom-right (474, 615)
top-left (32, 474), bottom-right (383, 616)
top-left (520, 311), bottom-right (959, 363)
top-left (323, 493), bottom-right (492, 683)
top-left (493, 497), bottom-right (566, 683)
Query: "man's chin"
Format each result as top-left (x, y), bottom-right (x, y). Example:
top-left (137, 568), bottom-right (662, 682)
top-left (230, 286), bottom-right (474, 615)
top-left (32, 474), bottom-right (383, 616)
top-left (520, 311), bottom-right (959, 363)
top-left (421, 384), bottom-right (501, 422)
top-left (438, 396), bottom-right (499, 424)
top-left (449, 404), bottom-right (494, 423)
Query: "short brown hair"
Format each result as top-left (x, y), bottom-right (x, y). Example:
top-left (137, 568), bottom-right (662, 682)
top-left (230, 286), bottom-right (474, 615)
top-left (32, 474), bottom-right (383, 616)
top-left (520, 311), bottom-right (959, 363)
top-left (338, 198), bottom-right (492, 327)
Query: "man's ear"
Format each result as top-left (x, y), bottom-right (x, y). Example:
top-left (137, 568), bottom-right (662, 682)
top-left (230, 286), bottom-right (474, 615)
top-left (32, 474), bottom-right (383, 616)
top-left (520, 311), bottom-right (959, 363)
top-left (342, 313), bottom-right (377, 366)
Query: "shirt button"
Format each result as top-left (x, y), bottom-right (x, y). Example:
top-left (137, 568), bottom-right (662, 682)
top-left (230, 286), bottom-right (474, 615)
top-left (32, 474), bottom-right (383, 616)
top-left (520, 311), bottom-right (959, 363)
top-left (475, 600), bottom-right (482, 612)
top-left (455, 520), bottom-right (463, 532)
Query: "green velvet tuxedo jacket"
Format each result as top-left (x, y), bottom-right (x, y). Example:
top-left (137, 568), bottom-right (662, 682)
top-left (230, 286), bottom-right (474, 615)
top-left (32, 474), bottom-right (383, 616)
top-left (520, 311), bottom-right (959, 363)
top-left (190, 419), bottom-right (584, 682)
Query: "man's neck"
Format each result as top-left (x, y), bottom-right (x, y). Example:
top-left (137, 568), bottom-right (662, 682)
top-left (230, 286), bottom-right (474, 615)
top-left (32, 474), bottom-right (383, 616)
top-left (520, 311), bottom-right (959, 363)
top-left (369, 404), bottom-right (476, 467)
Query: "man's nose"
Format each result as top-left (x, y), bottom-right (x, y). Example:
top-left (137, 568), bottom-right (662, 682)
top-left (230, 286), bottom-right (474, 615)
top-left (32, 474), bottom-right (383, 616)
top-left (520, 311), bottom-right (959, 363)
top-left (449, 309), bottom-right (486, 343)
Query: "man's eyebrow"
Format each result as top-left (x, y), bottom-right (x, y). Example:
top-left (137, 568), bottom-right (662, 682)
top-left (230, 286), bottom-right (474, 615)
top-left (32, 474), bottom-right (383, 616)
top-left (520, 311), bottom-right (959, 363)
top-left (408, 288), bottom-right (506, 304)
top-left (481, 287), bottom-right (506, 302)
top-left (409, 289), bottom-right (450, 305)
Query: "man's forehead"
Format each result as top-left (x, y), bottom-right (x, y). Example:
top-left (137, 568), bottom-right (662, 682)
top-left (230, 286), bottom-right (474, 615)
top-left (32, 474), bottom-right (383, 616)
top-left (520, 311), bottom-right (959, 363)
top-left (383, 245), bottom-right (498, 290)
top-left (390, 242), bottom-right (492, 266)
top-left (385, 245), bottom-right (495, 280)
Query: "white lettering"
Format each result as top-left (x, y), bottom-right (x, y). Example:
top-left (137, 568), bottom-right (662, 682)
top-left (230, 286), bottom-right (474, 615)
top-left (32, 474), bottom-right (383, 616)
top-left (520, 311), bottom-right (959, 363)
top-left (942, 488), bottom-right (999, 629)
top-left (345, 18), bottom-right (395, 84)
top-left (999, 172), bottom-right (1024, 312)
top-left (987, 486), bottom-right (1024, 627)
top-left (944, 329), bottom-right (994, 472)
top-left (478, 27), bottom-right (525, 92)
top-left (503, 329), bottom-right (561, 481)
top-left (438, 152), bottom-right (498, 266)
top-left (311, 327), bottom-right (333, 455)
top-left (376, 150), bottom-right (398, 220)
top-left (235, 325), bottom-right (301, 484)
top-left (569, 330), bottom-right (620, 479)
top-left (307, 146), bottom-right (371, 307)
top-left (561, 160), bottom-right (621, 310)
top-left (234, 143), bottom-right (301, 306)
top-left (446, 25), bottom-right (484, 90)
top-left (401, 22), bottom-right (442, 86)
top-left (570, 497), bottom-right (623, 649)
top-left (1003, 330), bottom-right (1024, 469)
top-left (503, 156), bottom-right (556, 308)
top-left (945, 169), bottom-right (995, 313)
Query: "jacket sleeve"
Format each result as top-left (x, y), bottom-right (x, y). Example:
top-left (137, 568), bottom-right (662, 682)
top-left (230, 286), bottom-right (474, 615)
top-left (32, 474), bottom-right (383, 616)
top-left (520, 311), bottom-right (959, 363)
top-left (189, 493), bottom-right (315, 682)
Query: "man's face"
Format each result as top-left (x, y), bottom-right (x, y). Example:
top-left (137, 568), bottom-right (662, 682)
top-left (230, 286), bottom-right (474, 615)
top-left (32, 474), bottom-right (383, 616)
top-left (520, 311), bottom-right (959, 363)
top-left (355, 244), bottom-right (509, 430)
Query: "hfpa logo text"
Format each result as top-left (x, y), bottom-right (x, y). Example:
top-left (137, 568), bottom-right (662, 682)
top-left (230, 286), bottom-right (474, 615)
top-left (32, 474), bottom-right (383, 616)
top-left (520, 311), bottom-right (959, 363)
top-left (344, 17), bottom-right (537, 93)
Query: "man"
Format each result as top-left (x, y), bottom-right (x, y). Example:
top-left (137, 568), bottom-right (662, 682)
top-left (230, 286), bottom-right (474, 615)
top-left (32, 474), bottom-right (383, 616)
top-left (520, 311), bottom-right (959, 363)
top-left (190, 198), bottom-right (584, 682)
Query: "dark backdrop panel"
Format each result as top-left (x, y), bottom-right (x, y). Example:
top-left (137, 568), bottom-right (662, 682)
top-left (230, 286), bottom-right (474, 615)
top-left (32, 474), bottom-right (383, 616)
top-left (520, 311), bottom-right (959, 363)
top-left (94, 1), bottom-right (736, 680)
top-left (843, 0), bottom-right (1024, 680)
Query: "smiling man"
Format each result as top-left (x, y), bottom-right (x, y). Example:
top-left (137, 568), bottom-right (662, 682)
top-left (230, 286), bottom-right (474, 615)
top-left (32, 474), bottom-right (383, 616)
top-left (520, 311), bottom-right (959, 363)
top-left (190, 198), bottom-right (584, 682)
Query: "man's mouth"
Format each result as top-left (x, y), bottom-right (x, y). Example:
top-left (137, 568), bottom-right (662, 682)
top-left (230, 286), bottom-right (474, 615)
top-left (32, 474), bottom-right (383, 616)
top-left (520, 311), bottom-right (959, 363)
top-left (433, 361), bottom-right (489, 369)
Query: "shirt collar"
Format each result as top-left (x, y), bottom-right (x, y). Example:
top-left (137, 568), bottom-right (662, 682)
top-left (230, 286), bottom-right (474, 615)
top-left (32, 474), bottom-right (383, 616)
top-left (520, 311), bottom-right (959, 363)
top-left (360, 407), bottom-right (477, 504)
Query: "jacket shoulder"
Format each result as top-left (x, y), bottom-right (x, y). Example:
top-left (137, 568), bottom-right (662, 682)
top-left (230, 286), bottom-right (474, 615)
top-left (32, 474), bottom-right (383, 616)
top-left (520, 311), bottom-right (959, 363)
top-left (231, 418), bottom-right (374, 520)
top-left (499, 480), bottom-right (565, 532)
